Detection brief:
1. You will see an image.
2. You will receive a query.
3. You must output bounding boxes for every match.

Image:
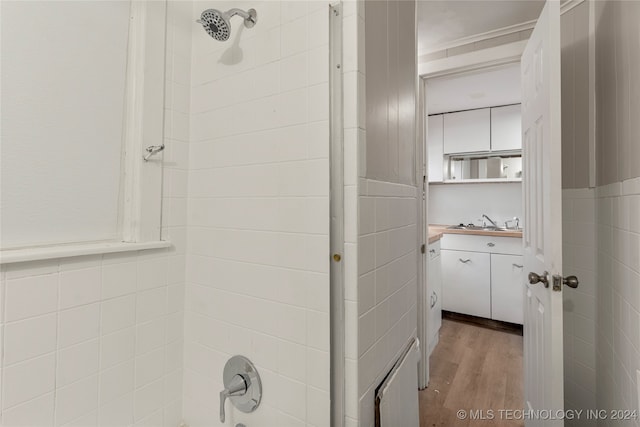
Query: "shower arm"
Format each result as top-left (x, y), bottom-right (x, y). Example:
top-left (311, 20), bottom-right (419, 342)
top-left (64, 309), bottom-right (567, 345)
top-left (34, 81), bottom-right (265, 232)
top-left (226, 8), bottom-right (257, 27)
top-left (227, 8), bottom-right (250, 19)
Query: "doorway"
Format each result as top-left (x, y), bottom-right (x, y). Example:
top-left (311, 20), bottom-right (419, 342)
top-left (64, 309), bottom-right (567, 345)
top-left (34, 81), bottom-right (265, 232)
top-left (417, 52), bottom-right (527, 426)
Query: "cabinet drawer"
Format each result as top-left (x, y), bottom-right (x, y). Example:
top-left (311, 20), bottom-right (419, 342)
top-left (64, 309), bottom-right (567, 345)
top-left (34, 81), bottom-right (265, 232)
top-left (441, 249), bottom-right (491, 318)
top-left (440, 233), bottom-right (522, 255)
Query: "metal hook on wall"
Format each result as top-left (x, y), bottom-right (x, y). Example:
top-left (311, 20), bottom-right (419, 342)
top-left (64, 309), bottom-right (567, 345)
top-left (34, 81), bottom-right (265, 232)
top-left (143, 144), bottom-right (165, 161)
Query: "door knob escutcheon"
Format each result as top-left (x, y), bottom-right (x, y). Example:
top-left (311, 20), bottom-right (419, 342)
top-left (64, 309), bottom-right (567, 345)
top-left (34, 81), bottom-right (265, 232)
top-left (552, 274), bottom-right (579, 291)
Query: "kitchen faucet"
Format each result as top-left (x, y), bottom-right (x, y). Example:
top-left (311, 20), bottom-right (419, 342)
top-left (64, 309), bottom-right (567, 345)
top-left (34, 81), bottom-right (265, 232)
top-left (482, 214), bottom-right (498, 228)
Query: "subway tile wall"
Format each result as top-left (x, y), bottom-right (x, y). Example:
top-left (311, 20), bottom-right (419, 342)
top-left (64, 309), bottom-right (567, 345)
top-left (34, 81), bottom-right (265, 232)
top-left (348, 1), bottom-right (419, 425)
top-left (0, 251), bottom-right (185, 427)
top-left (183, 2), bottom-right (331, 426)
top-left (595, 177), bottom-right (640, 427)
top-left (0, 1), bottom-right (192, 426)
top-left (356, 180), bottom-right (418, 427)
top-left (562, 188), bottom-right (597, 426)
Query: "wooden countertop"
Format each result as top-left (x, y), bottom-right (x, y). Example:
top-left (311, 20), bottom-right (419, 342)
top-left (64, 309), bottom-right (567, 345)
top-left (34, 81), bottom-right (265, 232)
top-left (428, 229), bottom-right (444, 244)
top-left (429, 224), bottom-right (523, 239)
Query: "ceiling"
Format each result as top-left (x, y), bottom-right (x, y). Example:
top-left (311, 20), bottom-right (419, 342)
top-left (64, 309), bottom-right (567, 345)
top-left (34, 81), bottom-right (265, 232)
top-left (426, 63), bottom-right (521, 114)
top-left (417, 0), bottom-right (546, 54)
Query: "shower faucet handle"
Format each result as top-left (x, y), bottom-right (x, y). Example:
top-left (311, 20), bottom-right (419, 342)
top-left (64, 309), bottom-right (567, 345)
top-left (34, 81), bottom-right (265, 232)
top-left (219, 355), bottom-right (262, 423)
top-left (219, 374), bottom-right (248, 423)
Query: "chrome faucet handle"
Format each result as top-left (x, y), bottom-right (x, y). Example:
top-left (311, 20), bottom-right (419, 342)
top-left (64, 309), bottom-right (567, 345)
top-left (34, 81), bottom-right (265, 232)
top-left (219, 356), bottom-right (262, 423)
top-left (504, 217), bottom-right (521, 229)
top-left (220, 374), bottom-right (248, 423)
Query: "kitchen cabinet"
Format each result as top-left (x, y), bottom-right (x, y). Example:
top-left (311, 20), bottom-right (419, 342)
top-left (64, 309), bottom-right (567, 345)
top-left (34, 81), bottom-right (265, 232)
top-left (441, 249), bottom-right (491, 318)
top-left (440, 233), bottom-right (523, 324)
top-left (443, 108), bottom-right (490, 154)
top-left (491, 104), bottom-right (522, 151)
top-left (427, 115), bottom-right (444, 182)
top-left (427, 240), bottom-right (442, 355)
top-left (491, 254), bottom-right (524, 324)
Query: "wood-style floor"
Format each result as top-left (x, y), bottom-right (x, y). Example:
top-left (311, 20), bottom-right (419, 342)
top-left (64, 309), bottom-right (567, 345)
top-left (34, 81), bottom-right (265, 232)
top-left (419, 318), bottom-right (524, 427)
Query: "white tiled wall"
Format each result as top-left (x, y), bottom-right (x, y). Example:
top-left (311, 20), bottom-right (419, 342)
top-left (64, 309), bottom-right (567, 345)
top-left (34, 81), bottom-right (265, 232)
top-left (562, 188), bottom-right (597, 426)
top-left (0, 250), bottom-right (185, 427)
top-left (593, 2), bottom-right (640, 423)
top-left (0, 2), bottom-right (191, 426)
top-left (345, 1), bottom-right (418, 425)
top-left (183, 2), bottom-right (331, 426)
top-left (595, 178), bottom-right (640, 427)
top-left (356, 180), bottom-right (418, 427)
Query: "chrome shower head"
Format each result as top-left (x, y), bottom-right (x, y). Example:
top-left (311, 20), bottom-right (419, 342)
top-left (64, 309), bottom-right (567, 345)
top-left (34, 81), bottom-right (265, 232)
top-left (196, 8), bottom-right (257, 42)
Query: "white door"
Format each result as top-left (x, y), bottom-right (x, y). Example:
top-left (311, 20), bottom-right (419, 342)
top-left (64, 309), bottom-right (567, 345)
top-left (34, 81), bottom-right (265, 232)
top-left (521, 1), bottom-right (565, 425)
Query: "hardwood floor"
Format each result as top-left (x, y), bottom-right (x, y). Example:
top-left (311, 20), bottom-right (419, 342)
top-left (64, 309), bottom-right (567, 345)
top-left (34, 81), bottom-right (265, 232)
top-left (419, 318), bottom-right (524, 427)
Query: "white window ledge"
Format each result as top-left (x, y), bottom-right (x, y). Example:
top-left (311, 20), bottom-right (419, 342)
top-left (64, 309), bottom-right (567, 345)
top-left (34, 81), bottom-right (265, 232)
top-left (432, 178), bottom-right (523, 185)
top-left (0, 240), bottom-right (172, 264)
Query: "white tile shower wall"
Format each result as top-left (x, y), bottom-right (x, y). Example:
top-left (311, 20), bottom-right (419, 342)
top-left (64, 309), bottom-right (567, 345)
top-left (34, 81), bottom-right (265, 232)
top-left (428, 182), bottom-right (523, 227)
top-left (341, 2), bottom-right (365, 426)
top-left (357, 180), bottom-right (418, 427)
top-left (0, 250), bottom-right (185, 427)
top-left (562, 188), bottom-right (597, 426)
top-left (184, 2), bottom-right (331, 426)
top-left (0, 2), bottom-right (192, 426)
top-left (595, 177), bottom-right (640, 427)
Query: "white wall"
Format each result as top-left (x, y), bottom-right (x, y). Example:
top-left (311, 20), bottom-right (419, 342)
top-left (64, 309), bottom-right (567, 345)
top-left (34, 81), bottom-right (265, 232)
top-left (593, 2), bottom-right (640, 424)
top-left (595, 179), bottom-right (640, 427)
top-left (341, 1), bottom-right (366, 426)
top-left (560, 1), bottom-right (591, 190)
top-left (562, 189), bottom-right (597, 426)
top-left (0, 1), bottom-right (192, 425)
top-left (364, 0), bottom-right (416, 186)
top-left (0, 250), bottom-right (186, 427)
top-left (357, 181), bottom-right (418, 427)
top-left (0, 1), bottom-right (131, 248)
top-left (183, 2), bottom-right (331, 425)
top-left (349, 1), bottom-right (418, 426)
top-left (428, 182), bottom-right (522, 227)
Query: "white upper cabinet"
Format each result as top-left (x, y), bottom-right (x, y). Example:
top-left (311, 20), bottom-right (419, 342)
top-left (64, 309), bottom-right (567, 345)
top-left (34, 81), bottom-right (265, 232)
top-left (427, 115), bottom-right (444, 182)
top-left (491, 104), bottom-right (522, 151)
top-left (443, 108), bottom-right (490, 154)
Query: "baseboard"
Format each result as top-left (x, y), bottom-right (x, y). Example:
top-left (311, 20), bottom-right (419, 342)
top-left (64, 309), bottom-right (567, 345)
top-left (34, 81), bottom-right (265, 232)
top-left (442, 311), bottom-right (523, 336)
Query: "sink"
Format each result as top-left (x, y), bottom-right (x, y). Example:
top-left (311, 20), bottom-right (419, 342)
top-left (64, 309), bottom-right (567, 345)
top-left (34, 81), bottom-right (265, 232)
top-left (446, 225), bottom-right (467, 230)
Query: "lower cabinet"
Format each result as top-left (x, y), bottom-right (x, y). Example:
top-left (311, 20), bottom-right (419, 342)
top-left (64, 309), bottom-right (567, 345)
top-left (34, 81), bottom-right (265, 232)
top-left (491, 254), bottom-right (525, 324)
top-left (427, 241), bottom-right (443, 355)
top-left (440, 234), bottom-right (524, 324)
top-left (441, 250), bottom-right (491, 318)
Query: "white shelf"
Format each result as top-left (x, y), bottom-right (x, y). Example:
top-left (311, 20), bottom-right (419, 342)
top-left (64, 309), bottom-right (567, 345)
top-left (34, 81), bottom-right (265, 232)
top-left (0, 240), bottom-right (172, 264)
top-left (431, 178), bottom-right (522, 185)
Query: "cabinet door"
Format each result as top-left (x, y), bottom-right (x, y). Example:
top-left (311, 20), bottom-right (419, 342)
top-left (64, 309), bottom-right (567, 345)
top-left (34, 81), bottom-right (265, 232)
top-left (441, 249), bottom-right (491, 318)
top-left (490, 254), bottom-right (524, 324)
top-left (443, 108), bottom-right (490, 154)
top-left (427, 115), bottom-right (444, 182)
top-left (430, 252), bottom-right (442, 340)
top-left (491, 104), bottom-right (522, 151)
top-left (427, 244), bottom-right (442, 354)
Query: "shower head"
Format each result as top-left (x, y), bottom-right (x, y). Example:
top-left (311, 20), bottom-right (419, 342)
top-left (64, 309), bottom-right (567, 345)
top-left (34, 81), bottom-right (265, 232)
top-left (196, 8), bottom-right (257, 42)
